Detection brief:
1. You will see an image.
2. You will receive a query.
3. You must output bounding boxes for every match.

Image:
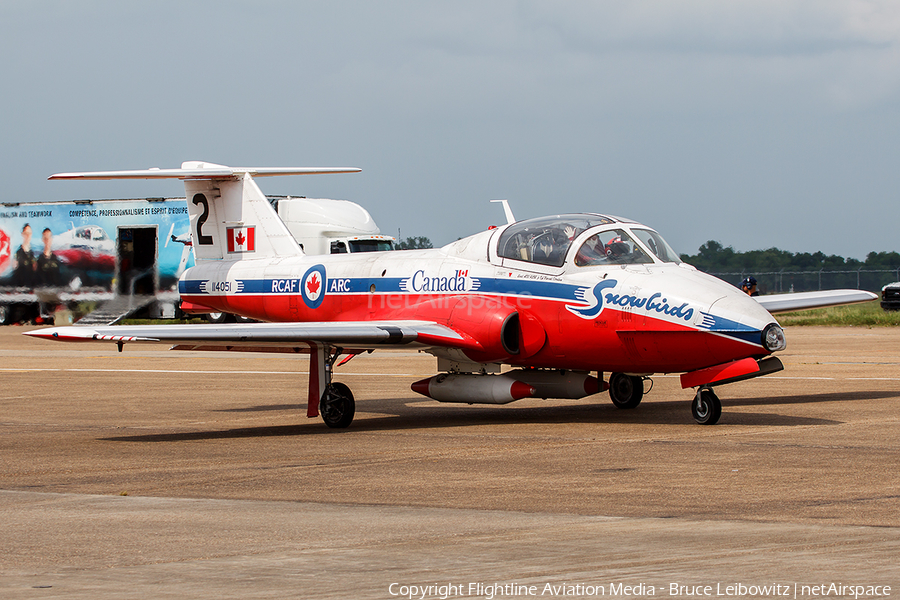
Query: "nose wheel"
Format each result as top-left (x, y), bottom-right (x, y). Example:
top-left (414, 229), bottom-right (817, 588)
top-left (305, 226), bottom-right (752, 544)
top-left (691, 387), bottom-right (721, 425)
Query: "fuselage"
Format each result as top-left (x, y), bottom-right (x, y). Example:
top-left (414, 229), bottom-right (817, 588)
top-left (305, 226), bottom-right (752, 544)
top-left (179, 213), bottom-right (780, 374)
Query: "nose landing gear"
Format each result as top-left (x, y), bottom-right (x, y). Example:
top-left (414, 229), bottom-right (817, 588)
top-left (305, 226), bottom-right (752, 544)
top-left (691, 387), bottom-right (721, 425)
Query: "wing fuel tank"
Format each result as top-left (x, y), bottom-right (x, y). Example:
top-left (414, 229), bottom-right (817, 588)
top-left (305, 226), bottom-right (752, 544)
top-left (412, 374), bottom-right (536, 404)
top-left (411, 370), bottom-right (602, 404)
top-left (507, 369), bottom-right (604, 399)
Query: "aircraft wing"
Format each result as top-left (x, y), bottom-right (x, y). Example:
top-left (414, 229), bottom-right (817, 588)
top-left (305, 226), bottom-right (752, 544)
top-left (23, 320), bottom-right (468, 351)
top-left (756, 289), bottom-right (878, 314)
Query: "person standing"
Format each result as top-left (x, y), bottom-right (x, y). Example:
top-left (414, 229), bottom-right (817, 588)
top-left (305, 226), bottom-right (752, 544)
top-left (37, 228), bottom-right (62, 287)
top-left (14, 223), bottom-right (36, 287)
top-left (740, 276), bottom-right (759, 297)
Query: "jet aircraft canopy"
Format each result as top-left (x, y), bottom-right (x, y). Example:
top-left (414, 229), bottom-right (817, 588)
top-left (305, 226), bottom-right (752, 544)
top-left (496, 214), bottom-right (682, 268)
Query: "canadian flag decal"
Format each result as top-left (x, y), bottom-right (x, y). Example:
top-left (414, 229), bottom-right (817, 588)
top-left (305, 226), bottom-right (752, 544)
top-left (227, 227), bottom-right (256, 253)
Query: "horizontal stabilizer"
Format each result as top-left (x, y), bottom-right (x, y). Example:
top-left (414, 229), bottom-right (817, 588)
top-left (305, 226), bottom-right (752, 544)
top-left (50, 161), bottom-right (360, 181)
top-left (49, 161), bottom-right (361, 262)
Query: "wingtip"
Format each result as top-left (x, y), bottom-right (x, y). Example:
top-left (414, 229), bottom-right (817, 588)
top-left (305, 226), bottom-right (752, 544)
top-left (23, 328), bottom-right (58, 339)
top-left (23, 327), bottom-right (95, 341)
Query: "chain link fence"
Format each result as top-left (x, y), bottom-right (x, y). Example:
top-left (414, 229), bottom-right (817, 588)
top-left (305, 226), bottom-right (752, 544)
top-left (707, 269), bottom-right (900, 294)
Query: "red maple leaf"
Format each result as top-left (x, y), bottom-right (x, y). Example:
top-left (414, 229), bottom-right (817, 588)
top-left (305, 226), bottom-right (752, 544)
top-left (235, 231), bottom-right (246, 247)
top-left (0, 231), bottom-right (10, 273)
top-left (306, 273), bottom-right (320, 294)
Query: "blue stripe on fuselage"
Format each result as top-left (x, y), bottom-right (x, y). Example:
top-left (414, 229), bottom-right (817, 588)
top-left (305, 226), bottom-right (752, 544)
top-left (180, 276), bottom-right (584, 301)
top-left (178, 277), bottom-right (763, 346)
top-left (697, 311), bottom-right (764, 346)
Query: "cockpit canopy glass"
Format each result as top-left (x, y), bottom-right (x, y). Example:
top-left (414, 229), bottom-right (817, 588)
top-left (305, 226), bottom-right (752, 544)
top-left (630, 229), bottom-right (681, 264)
top-left (574, 229), bottom-right (652, 266)
top-left (497, 215), bottom-right (614, 268)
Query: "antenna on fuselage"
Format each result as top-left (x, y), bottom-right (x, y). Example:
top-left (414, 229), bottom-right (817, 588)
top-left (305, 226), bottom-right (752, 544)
top-left (490, 199), bottom-right (516, 225)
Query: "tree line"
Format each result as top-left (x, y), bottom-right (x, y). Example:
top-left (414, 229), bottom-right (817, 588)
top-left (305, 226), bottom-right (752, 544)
top-left (396, 236), bottom-right (433, 250)
top-left (393, 237), bottom-right (898, 292)
top-left (680, 241), bottom-right (900, 293)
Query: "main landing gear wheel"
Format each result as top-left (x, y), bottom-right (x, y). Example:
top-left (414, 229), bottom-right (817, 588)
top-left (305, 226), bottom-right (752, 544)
top-left (320, 382), bottom-right (355, 429)
top-left (608, 372), bottom-right (643, 409)
top-left (692, 387), bottom-right (721, 425)
top-left (206, 311), bottom-right (236, 324)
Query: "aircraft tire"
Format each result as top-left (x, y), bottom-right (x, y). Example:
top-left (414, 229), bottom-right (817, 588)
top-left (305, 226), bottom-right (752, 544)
top-left (0, 304), bottom-right (8, 325)
top-left (320, 382), bottom-right (355, 429)
top-left (608, 373), bottom-right (643, 409)
top-left (692, 388), bottom-right (721, 425)
top-left (206, 312), bottom-right (236, 323)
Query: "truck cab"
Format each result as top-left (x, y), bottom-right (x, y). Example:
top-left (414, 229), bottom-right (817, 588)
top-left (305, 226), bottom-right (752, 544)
top-left (270, 197), bottom-right (395, 255)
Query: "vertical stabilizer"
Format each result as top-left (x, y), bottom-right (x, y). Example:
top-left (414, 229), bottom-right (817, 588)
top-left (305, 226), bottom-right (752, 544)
top-left (184, 171), bottom-right (302, 261)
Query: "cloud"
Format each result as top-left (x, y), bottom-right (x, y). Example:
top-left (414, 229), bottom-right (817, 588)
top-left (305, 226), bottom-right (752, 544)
top-left (2, 1), bottom-right (899, 258)
top-left (388, 1), bottom-right (900, 115)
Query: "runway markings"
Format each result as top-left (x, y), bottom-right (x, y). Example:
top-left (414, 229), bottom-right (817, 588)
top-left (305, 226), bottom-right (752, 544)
top-left (0, 367), bottom-right (420, 377)
top-left (654, 374), bottom-right (836, 380)
top-left (768, 376), bottom-right (834, 380)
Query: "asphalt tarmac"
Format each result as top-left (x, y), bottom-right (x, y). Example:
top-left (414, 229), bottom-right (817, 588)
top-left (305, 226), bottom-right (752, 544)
top-left (1, 325), bottom-right (898, 599)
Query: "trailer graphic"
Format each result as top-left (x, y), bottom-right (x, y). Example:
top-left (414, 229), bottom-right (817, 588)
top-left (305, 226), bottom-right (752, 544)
top-left (1, 196), bottom-right (392, 324)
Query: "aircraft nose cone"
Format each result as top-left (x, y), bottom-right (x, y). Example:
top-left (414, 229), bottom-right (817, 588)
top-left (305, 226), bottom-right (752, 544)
top-left (706, 292), bottom-right (783, 351)
top-left (709, 289), bottom-right (775, 324)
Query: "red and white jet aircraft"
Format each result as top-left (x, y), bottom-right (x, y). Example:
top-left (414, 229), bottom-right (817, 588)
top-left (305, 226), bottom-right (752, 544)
top-left (27, 162), bottom-right (876, 427)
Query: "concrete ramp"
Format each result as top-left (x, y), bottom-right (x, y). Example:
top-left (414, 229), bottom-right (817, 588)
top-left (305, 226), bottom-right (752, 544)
top-left (0, 491), bottom-right (897, 600)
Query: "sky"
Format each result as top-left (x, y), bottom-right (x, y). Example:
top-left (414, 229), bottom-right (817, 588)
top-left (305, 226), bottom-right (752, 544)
top-left (2, 0), bottom-right (899, 260)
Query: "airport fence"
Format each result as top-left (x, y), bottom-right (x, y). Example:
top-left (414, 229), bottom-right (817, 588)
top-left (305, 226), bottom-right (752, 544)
top-left (706, 269), bottom-right (900, 295)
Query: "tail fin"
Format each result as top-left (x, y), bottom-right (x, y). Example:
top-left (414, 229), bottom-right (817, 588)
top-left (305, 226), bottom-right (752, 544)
top-left (49, 161), bottom-right (361, 261)
top-left (181, 163), bottom-right (301, 260)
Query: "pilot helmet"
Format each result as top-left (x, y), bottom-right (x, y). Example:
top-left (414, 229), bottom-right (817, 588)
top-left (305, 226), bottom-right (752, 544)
top-left (605, 236), bottom-right (628, 258)
top-left (741, 276), bottom-right (758, 289)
